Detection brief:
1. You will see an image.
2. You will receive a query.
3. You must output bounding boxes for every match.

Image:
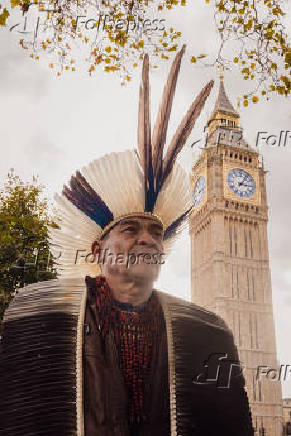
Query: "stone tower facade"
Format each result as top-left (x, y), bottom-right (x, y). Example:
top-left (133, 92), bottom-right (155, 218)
top-left (190, 74), bottom-right (283, 435)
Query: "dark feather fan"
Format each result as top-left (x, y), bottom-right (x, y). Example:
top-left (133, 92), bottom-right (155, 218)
top-left (137, 46), bottom-right (214, 219)
top-left (62, 171), bottom-right (113, 228)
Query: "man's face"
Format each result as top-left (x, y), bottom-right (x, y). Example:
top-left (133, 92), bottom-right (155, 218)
top-left (98, 216), bottom-right (164, 283)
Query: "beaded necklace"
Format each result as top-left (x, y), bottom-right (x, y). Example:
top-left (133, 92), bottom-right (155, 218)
top-left (94, 275), bottom-right (163, 425)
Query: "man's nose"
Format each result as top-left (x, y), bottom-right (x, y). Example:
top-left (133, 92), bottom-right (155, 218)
top-left (137, 229), bottom-right (155, 246)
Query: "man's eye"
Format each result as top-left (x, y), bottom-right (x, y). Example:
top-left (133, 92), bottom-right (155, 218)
top-left (122, 226), bottom-right (136, 232)
top-left (153, 231), bottom-right (163, 237)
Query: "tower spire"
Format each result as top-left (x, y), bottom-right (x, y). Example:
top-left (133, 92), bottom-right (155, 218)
top-left (213, 68), bottom-right (239, 117)
top-left (204, 67), bottom-right (255, 150)
top-left (219, 65), bottom-right (224, 82)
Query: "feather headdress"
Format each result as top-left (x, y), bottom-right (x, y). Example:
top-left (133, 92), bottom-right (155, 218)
top-left (50, 45), bottom-right (214, 277)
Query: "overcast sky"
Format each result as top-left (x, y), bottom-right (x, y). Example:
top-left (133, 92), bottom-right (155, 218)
top-left (0, 0), bottom-right (290, 397)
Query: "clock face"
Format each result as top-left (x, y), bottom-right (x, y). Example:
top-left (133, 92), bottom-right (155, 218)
top-left (193, 176), bottom-right (206, 207)
top-left (227, 168), bottom-right (256, 198)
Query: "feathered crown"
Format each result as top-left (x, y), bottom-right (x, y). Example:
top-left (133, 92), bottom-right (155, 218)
top-left (50, 45), bottom-right (214, 277)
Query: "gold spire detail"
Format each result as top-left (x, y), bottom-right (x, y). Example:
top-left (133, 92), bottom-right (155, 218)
top-left (219, 65), bottom-right (225, 82)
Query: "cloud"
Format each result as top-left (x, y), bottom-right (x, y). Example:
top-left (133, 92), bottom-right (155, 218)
top-left (0, 31), bottom-right (49, 100)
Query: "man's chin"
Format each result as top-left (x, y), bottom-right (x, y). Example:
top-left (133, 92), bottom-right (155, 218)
top-left (124, 263), bottom-right (160, 281)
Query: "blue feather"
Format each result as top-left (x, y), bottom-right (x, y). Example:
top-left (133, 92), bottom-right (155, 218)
top-left (62, 173), bottom-right (113, 228)
top-left (163, 208), bottom-right (192, 240)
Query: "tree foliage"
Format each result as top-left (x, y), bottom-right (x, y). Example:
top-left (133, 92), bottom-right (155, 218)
top-left (0, 170), bottom-right (57, 325)
top-left (211, 0), bottom-right (290, 104)
top-left (0, 0), bottom-right (290, 100)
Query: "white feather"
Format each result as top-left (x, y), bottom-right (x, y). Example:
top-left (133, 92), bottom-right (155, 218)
top-left (154, 162), bottom-right (192, 229)
top-left (50, 149), bottom-right (191, 278)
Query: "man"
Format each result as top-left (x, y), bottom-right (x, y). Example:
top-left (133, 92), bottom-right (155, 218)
top-left (0, 46), bottom-right (254, 436)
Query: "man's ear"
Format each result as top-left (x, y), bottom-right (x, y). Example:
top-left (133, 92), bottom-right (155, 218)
top-left (91, 239), bottom-right (101, 255)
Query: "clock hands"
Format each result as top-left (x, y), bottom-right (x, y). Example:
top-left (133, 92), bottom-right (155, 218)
top-left (228, 169), bottom-right (255, 198)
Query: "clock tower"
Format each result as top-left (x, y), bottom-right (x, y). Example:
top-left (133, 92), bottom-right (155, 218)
top-left (190, 73), bottom-right (283, 435)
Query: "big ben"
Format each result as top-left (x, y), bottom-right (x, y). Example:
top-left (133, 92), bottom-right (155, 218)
top-left (190, 73), bottom-right (283, 435)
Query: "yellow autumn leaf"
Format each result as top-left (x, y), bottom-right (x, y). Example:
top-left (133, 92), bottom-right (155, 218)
top-left (243, 99), bottom-right (248, 106)
top-left (252, 95), bottom-right (259, 103)
top-left (191, 56), bottom-right (196, 63)
top-left (0, 8), bottom-right (9, 26)
top-left (10, 0), bottom-right (20, 8)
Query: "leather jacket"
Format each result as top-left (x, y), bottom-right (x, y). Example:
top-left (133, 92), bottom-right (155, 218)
top-left (83, 276), bottom-right (254, 436)
top-left (0, 277), bottom-right (254, 436)
top-left (83, 276), bottom-right (170, 436)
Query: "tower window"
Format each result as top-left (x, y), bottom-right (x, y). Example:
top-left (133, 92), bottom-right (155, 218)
top-left (229, 223), bottom-right (232, 255)
top-left (249, 158), bottom-right (252, 163)
top-left (249, 229), bottom-right (253, 258)
top-left (235, 154), bottom-right (238, 159)
top-left (258, 380), bottom-right (262, 402)
top-left (238, 312), bottom-right (242, 345)
top-left (249, 314), bottom-right (253, 348)
top-left (244, 229), bottom-right (248, 257)
top-left (252, 373), bottom-right (257, 401)
top-left (244, 156), bottom-right (247, 162)
top-left (230, 153), bottom-right (233, 158)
